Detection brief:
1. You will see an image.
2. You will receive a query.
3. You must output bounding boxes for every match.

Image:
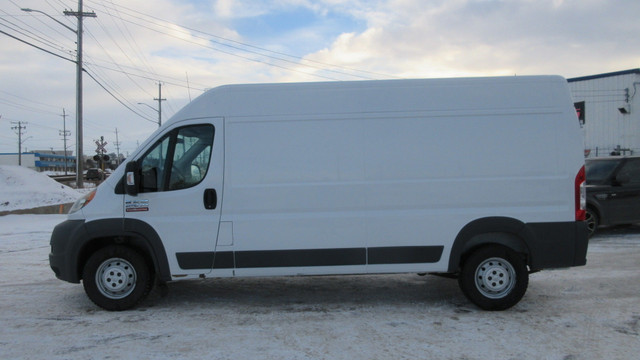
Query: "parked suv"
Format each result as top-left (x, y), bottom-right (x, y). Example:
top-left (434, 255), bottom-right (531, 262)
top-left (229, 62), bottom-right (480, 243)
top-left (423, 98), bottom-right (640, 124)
top-left (585, 156), bottom-right (640, 235)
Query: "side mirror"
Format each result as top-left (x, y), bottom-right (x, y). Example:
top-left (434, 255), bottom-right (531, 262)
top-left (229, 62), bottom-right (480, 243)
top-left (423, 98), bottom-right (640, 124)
top-left (125, 161), bottom-right (139, 196)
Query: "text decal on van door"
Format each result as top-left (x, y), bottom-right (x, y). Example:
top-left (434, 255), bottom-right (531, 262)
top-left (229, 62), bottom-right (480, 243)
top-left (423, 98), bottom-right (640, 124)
top-left (125, 200), bottom-right (149, 212)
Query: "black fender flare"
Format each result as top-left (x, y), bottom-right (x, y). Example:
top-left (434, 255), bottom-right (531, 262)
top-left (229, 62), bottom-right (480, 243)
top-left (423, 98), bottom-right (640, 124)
top-left (74, 218), bottom-right (171, 283)
top-left (448, 217), bottom-right (533, 273)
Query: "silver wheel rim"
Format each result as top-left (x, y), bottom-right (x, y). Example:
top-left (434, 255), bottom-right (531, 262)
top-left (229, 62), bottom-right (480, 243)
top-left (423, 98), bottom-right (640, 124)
top-left (95, 257), bottom-right (137, 299)
top-left (585, 211), bottom-right (596, 234)
top-left (474, 257), bottom-right (516, 299)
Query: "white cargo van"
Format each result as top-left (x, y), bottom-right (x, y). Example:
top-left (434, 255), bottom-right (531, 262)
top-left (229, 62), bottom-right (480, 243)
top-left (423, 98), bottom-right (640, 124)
top-left (50, 76), bottom-right (589, 311)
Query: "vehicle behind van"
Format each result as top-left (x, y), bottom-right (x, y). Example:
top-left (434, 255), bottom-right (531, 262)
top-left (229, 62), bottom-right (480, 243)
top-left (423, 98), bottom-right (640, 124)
top-left (585, 156), bottom-right (640, 235)
top-left (50, 76), bottom-right (589, 311)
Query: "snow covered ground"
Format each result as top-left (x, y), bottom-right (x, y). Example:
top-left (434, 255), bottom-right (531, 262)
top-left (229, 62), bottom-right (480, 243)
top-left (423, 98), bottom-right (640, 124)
top-left (0, 165), bottom-right (81, 211)
top-left (0, 214), bottom-right (638, 360)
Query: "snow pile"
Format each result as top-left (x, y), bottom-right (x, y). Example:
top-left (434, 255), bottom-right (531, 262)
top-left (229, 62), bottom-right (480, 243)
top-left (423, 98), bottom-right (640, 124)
top-left (0, 165), bottom-right (81, 211)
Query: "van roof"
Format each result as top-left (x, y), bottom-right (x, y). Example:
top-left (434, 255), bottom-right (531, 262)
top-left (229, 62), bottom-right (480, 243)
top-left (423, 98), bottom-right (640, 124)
top-left (168, 76), bottom-right (570, 123)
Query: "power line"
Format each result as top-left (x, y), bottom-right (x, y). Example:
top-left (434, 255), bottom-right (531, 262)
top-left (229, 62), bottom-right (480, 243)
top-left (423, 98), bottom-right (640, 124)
top-left (82, 57), bottom-right (208, 90)
top-left (83, 68), bottom-right (157, 124)
top-left (0, 98), bottom-right (61, 116)
top-left (0, 28), bottom-right (74, 63)
top-left (46, 1), bottom-right (78, 27)
top-left (0, 28), bottom-right (167, 127)
top-left (0, 13), bottom-right (70, 55)
top-left (87, 17), bottom-right (154, 97)
top-left (83, 59), bottom-right (163, 121)
top-left (0, 89), bottom-right (69, 113)
top-left (103, 0), bottom-right (159, 82)
top-left (86, 0), bottom-right (396, 80)
top-left (2, 0), bottom-right (405, 150)
top-left (5, 6), bottom-right (160, 133)
top-left (83, 0), bottom-right (381, 81)
top-left (5, 1), bottom-right (75, 44)
top-left (104, 13), bottom-right (341, 81)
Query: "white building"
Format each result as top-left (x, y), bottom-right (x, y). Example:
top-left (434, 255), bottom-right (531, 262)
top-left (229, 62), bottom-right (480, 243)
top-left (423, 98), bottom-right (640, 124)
top-left (568, 69), bottom-right (640, 157)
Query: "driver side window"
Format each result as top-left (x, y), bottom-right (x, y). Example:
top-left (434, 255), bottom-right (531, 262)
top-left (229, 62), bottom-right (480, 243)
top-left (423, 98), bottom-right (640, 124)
top-left (138, 124), bottom-right (214, 193)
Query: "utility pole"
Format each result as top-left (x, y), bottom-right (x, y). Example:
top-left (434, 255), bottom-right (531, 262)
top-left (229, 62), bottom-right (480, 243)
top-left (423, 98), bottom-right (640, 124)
top-left (60, 108), bottom-right (71, 175)
top-left (114, 128), bottom-right (121, 166)
top-left (10, 121), bottom-right (27, 166)
top-left (154, 82), bottom-right (166, 127)
top-left (64, 0), bottom-right (96, 188)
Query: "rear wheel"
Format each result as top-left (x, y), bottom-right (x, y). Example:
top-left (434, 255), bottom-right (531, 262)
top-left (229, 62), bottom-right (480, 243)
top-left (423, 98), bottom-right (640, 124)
top-left (458, 245), bottom-right (528, 311)
top-left (585, 208), bottom-right (599, 237)
top-left (82, 245), bottom-right (153, 311)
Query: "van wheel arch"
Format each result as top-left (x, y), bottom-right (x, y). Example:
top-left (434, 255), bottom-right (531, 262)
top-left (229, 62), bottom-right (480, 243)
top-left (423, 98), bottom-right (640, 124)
top-left (448, 217), bottom-right (532, 273)
top-left (76, 219), bottom-right (171, 283)
top-left (77, 236), bottom-right (157, 282)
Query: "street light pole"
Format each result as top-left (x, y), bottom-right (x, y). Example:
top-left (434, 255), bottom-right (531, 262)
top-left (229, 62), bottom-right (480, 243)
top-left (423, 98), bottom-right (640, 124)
top-left (64, 0), bottom-right (96, 189)
top-left (137, 102), bottom-right (161, 128)
top-left (20, 8), bottom-right (76, 33)
top-left (21, 2), bottom-right (95, 188)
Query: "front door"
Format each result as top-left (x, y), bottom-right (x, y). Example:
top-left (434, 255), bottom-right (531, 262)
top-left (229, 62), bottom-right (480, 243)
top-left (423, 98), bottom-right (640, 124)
top-left (124, 118), bottom-right (223, 277)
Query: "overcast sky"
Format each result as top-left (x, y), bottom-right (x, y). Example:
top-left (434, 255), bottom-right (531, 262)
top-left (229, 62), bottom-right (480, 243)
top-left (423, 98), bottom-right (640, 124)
top-left (1, 0), bottom-right (639, 156)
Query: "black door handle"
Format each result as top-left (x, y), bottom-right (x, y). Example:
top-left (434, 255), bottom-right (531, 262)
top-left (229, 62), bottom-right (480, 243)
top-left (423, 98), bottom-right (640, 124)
top-left (204, 189), bottom-right (217, 210)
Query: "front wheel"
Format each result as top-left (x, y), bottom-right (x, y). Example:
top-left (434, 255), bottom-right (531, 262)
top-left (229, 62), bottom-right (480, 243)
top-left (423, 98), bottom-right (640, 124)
top-left (82, 245), bottom-right (153, 311)
top-left (458, 245), bottom-right (528, 311)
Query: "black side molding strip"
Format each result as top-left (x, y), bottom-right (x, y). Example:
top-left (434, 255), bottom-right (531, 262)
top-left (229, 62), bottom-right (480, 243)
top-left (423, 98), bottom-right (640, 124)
top-left (176, 246), bottom-right (444, 270)
top-left (368, 246), bottom-right (444, 264)
top-left (236, 248), bottom-right (366, 268)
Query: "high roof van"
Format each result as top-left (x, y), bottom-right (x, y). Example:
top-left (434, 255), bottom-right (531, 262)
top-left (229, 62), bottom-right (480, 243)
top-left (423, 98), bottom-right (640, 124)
top-left (50, 76), bottom-right (589, 311)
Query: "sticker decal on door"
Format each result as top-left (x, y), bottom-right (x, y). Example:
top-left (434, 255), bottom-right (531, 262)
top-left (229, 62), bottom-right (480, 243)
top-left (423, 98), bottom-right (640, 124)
top-left (126, 199), bottom-right (149, 212)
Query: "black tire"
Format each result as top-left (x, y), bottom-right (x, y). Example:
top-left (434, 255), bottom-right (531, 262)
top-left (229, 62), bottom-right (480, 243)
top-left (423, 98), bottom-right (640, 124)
top-left (585, 208), bottom-right (599, 237)
top-left (82, 245), bottom-right (153, 311)
top-left (458, 245), bottom-right (528, 311)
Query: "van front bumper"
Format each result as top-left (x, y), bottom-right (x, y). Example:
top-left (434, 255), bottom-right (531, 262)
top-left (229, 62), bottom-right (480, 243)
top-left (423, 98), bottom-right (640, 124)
top-left (49, 219), bottom-right (87, 283)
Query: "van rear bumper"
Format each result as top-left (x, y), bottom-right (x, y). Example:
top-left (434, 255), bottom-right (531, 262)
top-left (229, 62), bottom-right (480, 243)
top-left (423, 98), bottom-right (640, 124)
top-left (525, 221), bottom-right (589, 270)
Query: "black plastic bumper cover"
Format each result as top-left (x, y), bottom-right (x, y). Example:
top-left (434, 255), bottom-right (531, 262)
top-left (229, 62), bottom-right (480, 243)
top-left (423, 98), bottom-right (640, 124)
top-left (525, 221), bottom-right (589, 270)
top-left (49, 219), bottom-right (87, 283)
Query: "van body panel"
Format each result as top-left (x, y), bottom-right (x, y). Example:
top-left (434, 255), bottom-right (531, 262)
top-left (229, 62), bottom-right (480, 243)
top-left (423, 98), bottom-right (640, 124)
top-left (219, 79), bottom-right (581, 275)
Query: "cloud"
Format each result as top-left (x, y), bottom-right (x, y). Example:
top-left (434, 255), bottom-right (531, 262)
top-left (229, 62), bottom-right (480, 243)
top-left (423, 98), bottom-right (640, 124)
top-left (302, 0), bottom-right (640, 79)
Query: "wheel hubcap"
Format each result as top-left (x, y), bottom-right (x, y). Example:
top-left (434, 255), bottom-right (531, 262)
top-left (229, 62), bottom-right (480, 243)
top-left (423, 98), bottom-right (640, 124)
top-left (96, 257), bottom-right (137, 299)
top-left (474, 257), bottom-right (516, 299)
top-left (586, 211), bottom-right (596, 234)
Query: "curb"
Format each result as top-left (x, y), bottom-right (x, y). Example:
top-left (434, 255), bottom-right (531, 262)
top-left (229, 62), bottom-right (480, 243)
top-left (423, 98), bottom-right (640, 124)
top-left (0, 203), bottom-right (73, 216)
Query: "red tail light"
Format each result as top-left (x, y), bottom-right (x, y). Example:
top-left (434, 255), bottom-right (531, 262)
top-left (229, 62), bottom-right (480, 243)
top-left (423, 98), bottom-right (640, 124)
top-left (575, 165), bottom-right (586, 221)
